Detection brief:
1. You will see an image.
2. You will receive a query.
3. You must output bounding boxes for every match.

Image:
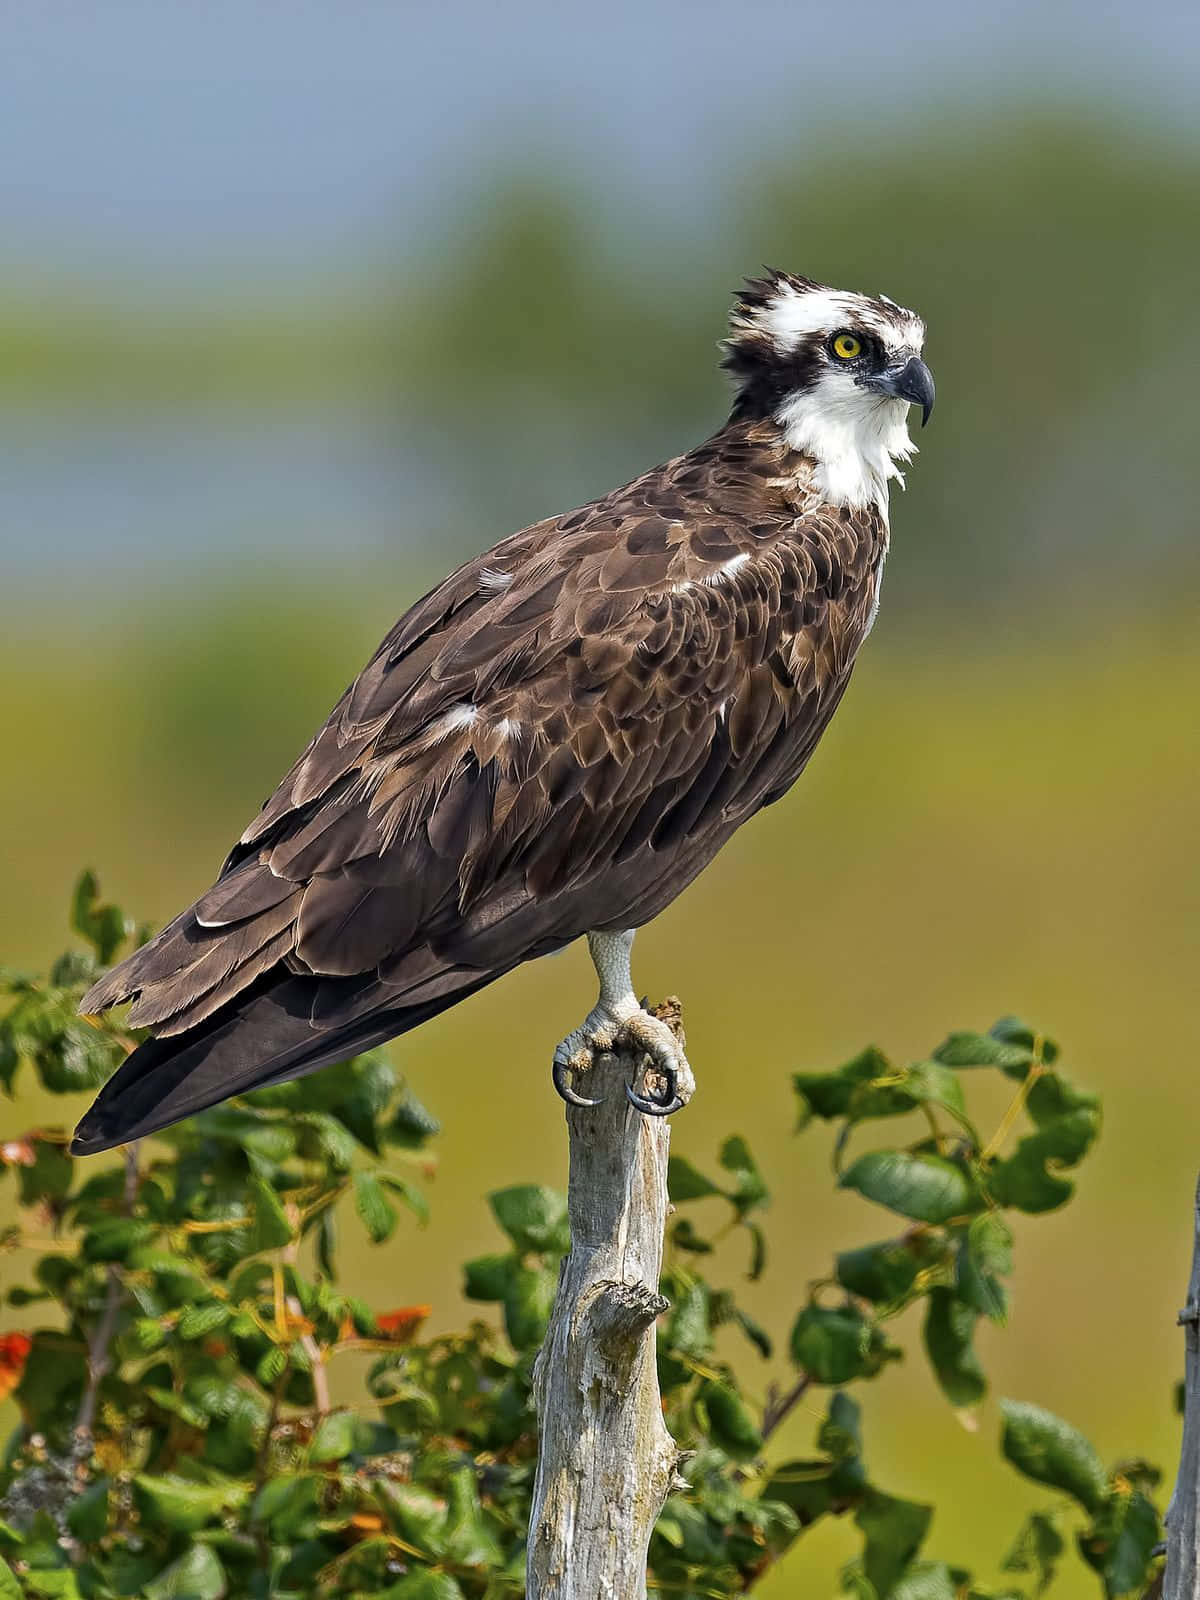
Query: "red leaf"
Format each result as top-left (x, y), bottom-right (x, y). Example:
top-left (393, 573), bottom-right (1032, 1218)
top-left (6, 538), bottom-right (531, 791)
top-left (376, 1305), bottom-right (432, 1342)
top-left (0, 1333), bottom-right (32, 1399)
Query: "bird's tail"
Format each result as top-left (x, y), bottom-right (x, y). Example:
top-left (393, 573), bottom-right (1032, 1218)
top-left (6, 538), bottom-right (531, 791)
top-left (70, 969), bottom-right (498, 1156)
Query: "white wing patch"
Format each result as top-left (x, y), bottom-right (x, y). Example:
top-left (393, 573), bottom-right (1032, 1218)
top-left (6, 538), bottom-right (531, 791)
top-left (433, 703), bottom-right (480, 738)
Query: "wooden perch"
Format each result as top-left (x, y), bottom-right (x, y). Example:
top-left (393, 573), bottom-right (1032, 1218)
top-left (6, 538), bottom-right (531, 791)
top-left (1165, 1174), bottom-right (1200, 1598)
top-left (527, 1004), bottom-right (686, 1599)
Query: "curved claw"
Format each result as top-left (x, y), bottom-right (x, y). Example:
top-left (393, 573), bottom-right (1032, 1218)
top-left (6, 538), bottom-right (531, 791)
top-left (625, 1061), bottom-right (685, 1117)
top-left (552, 1055), bottom-right (606, 1108)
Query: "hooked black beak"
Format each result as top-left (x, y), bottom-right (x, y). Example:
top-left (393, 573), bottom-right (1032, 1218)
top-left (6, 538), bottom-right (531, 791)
top-left (864, 356), bottom-right (936, 426)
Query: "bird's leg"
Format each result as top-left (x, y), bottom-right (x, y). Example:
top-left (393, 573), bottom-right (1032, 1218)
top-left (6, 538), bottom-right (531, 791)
top-left (551, 929), bottom-right (695, 1116)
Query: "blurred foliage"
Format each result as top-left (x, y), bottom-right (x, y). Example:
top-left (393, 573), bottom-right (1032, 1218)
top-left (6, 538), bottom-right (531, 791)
top-left (0, 881), bottom-right (1168, 1596)
top-left (3, 113), bottom-right (1199, 613)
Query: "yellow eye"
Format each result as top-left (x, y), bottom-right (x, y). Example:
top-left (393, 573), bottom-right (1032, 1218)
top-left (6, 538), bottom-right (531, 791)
top-left (833, 332), bottom-right (863, 360)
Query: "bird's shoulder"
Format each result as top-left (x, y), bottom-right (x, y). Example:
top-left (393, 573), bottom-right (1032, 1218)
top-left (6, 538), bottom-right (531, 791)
top-left (237, 421), bottom-right (884, 857)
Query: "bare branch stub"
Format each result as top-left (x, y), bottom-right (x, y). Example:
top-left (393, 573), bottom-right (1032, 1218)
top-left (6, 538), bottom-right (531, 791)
top-left (527, 1005), bottom-right (687, 1600)
top-left (1165, 1173), bottom-right (1200, 1599)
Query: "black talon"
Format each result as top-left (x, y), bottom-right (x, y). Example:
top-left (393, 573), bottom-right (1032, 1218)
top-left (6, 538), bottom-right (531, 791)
top-left (624, 1060), bottom-right (684, 1117)
top-left (553, 1055), bottom-right (606, 1108)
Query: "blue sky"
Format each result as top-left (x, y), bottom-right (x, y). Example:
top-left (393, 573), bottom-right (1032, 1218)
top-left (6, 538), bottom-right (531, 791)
top-left (2, 0), bottom-right (1194, 282)
top-left (1, 1), bottom-right (1195, 589)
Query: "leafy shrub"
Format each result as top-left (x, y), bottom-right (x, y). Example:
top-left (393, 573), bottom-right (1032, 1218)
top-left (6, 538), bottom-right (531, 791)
top-left (0, 878), bottom-right (1165, 1596)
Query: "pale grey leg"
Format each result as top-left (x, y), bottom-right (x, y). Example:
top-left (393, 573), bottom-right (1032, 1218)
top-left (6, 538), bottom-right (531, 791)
top-left (552, 929), bottom-right (695, 1114)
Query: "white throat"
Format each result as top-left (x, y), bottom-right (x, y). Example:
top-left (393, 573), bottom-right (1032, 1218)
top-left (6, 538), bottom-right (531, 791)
top-left (776, 383), bottom-right (916, 513)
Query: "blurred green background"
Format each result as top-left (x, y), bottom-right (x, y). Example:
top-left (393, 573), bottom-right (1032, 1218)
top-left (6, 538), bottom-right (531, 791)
top-left (1, 3), bottom-right (1198, 1590)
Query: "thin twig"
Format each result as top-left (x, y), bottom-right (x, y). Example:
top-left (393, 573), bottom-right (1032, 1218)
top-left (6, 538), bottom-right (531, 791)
top-left (761, 1374), bottom-right (812, 1442)
top-left (74, 1144), bottom-right (139, 1442)
top-left (980, 1035), bottom-right (1046, 1162)
top-left (298, 1328), bottom-right (331, 1415)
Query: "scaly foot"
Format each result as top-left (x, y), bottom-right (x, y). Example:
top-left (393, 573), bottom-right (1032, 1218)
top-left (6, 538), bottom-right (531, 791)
top-left (551, 996), bottom-right (694, 1117)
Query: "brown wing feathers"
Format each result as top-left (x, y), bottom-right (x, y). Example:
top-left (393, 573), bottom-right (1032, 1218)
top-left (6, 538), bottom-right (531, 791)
top-left (72, 418), bottom-right (887, 1153)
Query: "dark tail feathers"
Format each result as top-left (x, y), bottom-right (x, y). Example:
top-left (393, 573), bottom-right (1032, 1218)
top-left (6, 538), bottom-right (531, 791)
top-left (71, 970), bottom-right (497, 1156)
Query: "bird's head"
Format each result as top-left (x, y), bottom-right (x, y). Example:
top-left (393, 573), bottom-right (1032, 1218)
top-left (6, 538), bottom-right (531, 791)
top-left (722, 270), bottom-right (934, 510)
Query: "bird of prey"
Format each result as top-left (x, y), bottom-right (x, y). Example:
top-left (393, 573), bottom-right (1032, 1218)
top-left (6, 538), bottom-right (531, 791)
top-left (72, 271), bottom-right (934, 1156)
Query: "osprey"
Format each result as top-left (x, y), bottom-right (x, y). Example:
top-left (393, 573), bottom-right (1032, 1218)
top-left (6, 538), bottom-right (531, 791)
top-left (72, 271), bottom-right (934, 1155)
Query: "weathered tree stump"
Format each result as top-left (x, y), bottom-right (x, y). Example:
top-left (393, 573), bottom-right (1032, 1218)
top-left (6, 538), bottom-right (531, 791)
top-left (526, 1011), bottom-right (686, 1599)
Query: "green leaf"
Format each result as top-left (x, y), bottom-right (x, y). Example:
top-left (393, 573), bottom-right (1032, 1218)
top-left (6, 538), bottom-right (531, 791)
top-left (66, 1479), bottom-right (109, 1544)
top-left (488, 1184), bottom-right (569, 1253)
top-left (718, 1135), bottom-right (769, 1216)
top-left (794, 1046), bottom-right (893, 1121)
top-left (15, 1336), bottom-right (86, 1418)
top-left (502, 1264), bottom-right (556, 1350)
top-left (34, 1018), bottom-right (120, 1093)
top-left (377, 1573), bottom-right (465, 1600)
top-left (1026, 1070), bottom-right (1099, 1125)
top-left (353, 1171), bottom-right (399, 1243)
top-left (836, 1238), bottom-right (927, 1305)
top-left (890, 1562), bottom-right (965, 1600)
top-left (251, 1473), bottom-right (323, 1538)
top-left (131, 1316), bottom-right (167, 1353)
top-left (16, 1139), bottom-right (74, 1207)
top-left (856, 1488), bottom-right (933, 1599)
top-left (309, 1409), bottom-right (356, 1463)
top-left (82, 1216), bottom-right (157, 1263)
top-left (840, 1150), bottom-right (977, 1224)
top-left (923, 1288), bottom-right (986, 1407)
top-left (463, 1252), bottom-right (513, 1302)
top-left (663, 1278), bottom-right (712, 1360)
top-left (1001, 1399), bottom-right (1107, 1511)
top-left (1078, 1488), bottom-right (1160, 1597)
top-left (903, 1061), bottom-right (973, 1131)
top-left (183, 1373), bottom-right (269, 1440)
top-left (376, 1480), bottom-right (450, 1552)
top-left (133, 1474), bottom-right (249, 1534)
top-left (255, 1346), bottom-right (288, 1385)
top-left (19, 1575), bottom-right (84, 1600)
top-left (671, 1218), bottom-right (714, 1254)
top-left (143, 1543), bottom-right (228, 1600)
top-left (1003, 1510), bottom-right (1065, 1594)
top-left (745, 1219), bottom-right (768, 1280)
top-left (95, 1547), bottom-right (161, 1595)
top-left (177, 1302), bottom-right (231, 1341)
top-left (296, 1111), bottom-right (359, 1171)
top-left (71, 871), bottom-right (130, 966)
top-left (733, 1306), bottom-right (773, 1359)
top-left (933, 1029), bottom-right (1035, 1070)
top-left (186, 1107), bottom-right (296, 1166)
top-left (668, 1154), bottom-right (721, 1202)
top-left (0, 1026), bottom-right (19, 1095)
top-left (990, 1016), bottom-right (1060, 1066)
top-left (0, 1562), bottom-right (20, 1600)
top-left (701, 1379), bottom-right (764, 1462)
top-left (819, 1391), bottom-right (864, 1460)
top-left (248, 1176), bottom-right (293, 1251)
top-left (790, 1302), bottom-right (895, 1385)
top-left (5, 1286), bottom-right (49, 1308)
top-left (379, 1171), bottom-right (430, 1224)
top-left (316, 1205), bottom-right (337, 1280)
top-left (386, 1087), bottom-right (441, 1149)
top-left (49, 950), bottom-right (95, 987)
top-left (442, 1466), bottom-right (504, 1566)
top-left (956, 1213), bottom-right (1013, 1323)
top-left (989, 1109), bottom-right (1100, 1213)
